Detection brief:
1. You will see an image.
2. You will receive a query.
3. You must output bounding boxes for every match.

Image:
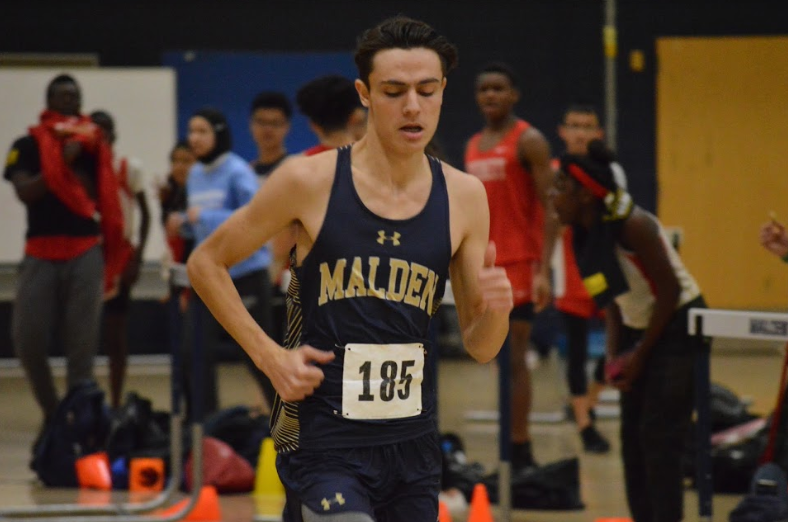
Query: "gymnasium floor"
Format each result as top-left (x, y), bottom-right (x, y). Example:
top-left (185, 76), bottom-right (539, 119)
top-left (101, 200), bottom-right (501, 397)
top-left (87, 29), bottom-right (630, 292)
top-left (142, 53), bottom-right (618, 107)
top-left (0, 338), bottom-right (782, 521)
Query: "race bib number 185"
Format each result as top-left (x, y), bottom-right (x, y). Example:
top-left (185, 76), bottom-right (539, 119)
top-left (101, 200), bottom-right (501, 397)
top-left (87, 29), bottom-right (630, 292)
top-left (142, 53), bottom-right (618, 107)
top-left (341, 343), bottom-right (425, 420)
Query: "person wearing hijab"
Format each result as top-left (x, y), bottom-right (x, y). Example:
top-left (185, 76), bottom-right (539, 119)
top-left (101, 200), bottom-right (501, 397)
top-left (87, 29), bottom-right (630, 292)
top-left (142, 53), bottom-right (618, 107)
top-left (167, 108), bottom-right (275, 416)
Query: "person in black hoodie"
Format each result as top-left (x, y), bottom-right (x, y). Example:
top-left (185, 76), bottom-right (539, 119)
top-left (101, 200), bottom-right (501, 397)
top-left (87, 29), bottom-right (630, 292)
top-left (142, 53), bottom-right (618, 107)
top-left (551, 139), bottom-right (707, 522)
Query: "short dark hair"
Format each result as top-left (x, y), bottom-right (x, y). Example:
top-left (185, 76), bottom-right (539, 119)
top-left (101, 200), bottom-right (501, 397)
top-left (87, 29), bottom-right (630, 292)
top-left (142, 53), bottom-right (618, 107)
top-left (250, 91), bottom-right (292, 119)
top-left (46, 73), bottom-right (78, 99)
top-left (563, 103), bottom-right (600, 122)
top-left (89, 109), bottom-right (114, 129)
top-left (354, 16), bottom-right (458, 87)
top-left (296, 75), bottom-right (361, 133)
top-left (478, 61), bottom-right (519, 88)
top-left (170, 139), bottom-right (191, 160)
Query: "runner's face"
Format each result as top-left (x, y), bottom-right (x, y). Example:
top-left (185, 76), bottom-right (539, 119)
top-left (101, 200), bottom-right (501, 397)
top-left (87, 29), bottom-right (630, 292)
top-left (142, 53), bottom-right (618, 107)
top-left (360, 48), bottom-right (446, 155)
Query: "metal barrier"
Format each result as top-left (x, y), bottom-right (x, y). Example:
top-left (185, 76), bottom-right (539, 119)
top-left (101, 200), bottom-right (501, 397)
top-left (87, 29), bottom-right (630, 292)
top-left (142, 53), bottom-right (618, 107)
top-left (688, 308), bottom-right (788, 522)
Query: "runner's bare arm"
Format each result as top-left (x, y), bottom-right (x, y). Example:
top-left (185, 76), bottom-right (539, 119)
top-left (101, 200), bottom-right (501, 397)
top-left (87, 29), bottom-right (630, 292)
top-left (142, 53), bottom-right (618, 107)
top-left (187, 155), bottom-right (331, 370)
top-left (447, 168), bottom-right (512, 363)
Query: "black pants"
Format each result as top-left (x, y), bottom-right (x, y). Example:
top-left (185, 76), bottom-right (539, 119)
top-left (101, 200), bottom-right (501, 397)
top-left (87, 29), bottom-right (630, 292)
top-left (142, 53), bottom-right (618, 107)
top-left (562, 311), bottom-right (605, 396)
top-left (183, 268), bottom-right (275, 419)
top-left (618, 297), bottom-right (706, 522)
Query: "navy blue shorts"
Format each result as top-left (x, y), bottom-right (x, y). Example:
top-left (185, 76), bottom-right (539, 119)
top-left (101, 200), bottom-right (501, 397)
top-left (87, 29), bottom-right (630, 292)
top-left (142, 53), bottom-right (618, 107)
top-left (277, 432), bottom-right (442, 521)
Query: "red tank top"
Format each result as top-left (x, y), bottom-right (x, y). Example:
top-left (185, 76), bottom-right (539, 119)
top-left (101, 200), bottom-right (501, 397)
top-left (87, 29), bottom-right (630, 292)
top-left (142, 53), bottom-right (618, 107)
top-left (304, 144), bottom-right (332, 156)
top-left (465, 119), bottom-right (544, 265)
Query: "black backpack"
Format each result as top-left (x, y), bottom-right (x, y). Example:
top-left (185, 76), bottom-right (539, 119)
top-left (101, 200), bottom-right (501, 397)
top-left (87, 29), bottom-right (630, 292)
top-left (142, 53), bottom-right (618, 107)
top-left (729, 463), bottom-right (788, 522)
top-left (439, 433), bottom-right (584, 511)
top-left (105, 392), bottom-right (173, 488)
top-left (31, 381), bottom-right (110, 487)
top-left (483, 458), bottom-right (585, 511)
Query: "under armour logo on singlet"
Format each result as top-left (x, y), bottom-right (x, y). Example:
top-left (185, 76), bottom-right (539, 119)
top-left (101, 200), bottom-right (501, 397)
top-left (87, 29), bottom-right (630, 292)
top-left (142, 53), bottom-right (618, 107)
top-left (321, 492), bottom-right (346, 511)
top-left (377, 230), bottom-right (401, 246)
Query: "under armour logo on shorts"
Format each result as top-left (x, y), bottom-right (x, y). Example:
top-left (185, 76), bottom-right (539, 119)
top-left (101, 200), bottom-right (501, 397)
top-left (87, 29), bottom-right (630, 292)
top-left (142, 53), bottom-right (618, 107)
top-left (377, 230), bottom-right (401, 246)
top-left (321, 492), bottom-right (346, 511)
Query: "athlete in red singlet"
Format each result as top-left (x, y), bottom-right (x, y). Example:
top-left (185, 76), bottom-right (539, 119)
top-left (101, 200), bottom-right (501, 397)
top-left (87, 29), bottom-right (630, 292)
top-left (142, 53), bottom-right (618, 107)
top-left (465, 62), bottom-right (558, 471)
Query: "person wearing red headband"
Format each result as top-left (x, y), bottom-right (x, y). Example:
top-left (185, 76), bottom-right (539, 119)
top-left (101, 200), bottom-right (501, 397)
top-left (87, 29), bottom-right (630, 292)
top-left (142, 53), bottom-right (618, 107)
top-left (552, 139), bottom-right (707, 522)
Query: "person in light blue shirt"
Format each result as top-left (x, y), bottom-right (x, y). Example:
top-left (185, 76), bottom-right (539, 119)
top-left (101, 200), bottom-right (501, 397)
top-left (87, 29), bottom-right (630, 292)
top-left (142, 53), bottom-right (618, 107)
top-left (169, 107), bottom-right (275, 416)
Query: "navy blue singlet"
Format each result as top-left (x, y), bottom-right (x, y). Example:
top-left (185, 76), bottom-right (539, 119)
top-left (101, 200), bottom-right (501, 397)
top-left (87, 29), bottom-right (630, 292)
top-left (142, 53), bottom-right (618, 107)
top-left (271, 145), bottom-right (451, 452)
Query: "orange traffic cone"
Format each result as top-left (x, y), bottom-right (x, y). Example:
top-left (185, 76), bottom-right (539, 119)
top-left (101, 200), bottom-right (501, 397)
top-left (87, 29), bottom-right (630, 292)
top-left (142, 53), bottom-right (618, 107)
top-left (595, 519), bottom-right (633, 522)
top-left (155, 485), bottom-right (222, 521)
top-left (75, 452), bottom-right (112, 491)
top-left (467, 483), bottom-right (493, 522)
top-left (438, 499), bottom-right (453, 522)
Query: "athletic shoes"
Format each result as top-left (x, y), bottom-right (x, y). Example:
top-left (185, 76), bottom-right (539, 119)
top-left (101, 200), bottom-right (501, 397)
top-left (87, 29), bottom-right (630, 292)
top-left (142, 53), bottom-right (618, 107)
top-left (512, 441), bottom-right (539, 472)
top-left (580, 425), bottom-right (611, 454)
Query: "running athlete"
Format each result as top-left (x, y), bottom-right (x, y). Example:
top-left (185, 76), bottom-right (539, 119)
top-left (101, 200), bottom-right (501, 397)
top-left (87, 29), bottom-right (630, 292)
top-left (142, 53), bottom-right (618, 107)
top-left (465, 62), bottom-right (559, 470)
top-left (187, 16), bottom-right (512, 521)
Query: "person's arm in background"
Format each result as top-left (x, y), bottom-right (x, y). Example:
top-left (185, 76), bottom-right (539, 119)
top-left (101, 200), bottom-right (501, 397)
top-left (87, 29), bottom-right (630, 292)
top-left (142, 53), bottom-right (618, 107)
top-left (125, 160), bottom-right (151, 286)
top-left (5, 137), bottom-right (48, 204)
top-left (604, 301), bottom-right (623, 383)
top-left (518, 127), bottom-right (560, 311)
top-left (760, 218), bottom-right (788, 260)
top-left (612, 209), bottom-right (681, 391)
top-left (605, 301), bottom-right (622, 361)
top-left (135, 191), bottom-right (151, 252)
top-left (188, 166), bottom-right (257, 237)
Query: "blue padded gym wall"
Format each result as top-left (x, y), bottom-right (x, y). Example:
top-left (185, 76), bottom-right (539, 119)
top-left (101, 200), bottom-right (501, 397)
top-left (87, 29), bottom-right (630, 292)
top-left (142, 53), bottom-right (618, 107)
top-left (163, 51), bottom-right (357, 161)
